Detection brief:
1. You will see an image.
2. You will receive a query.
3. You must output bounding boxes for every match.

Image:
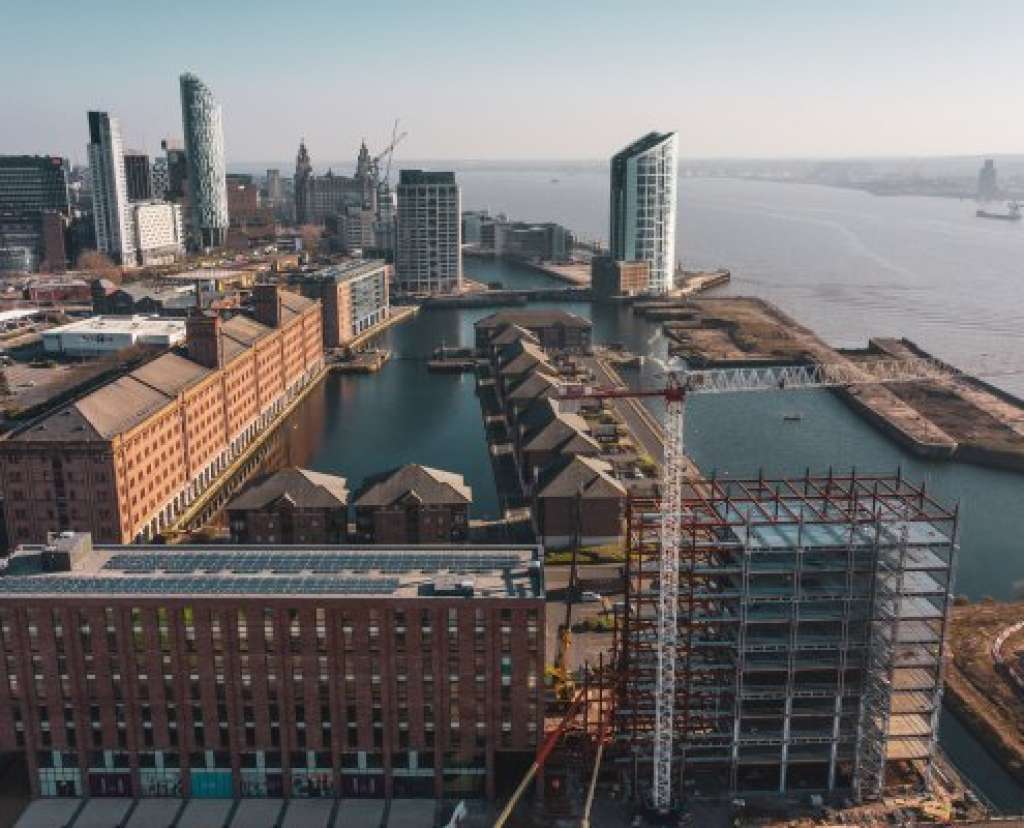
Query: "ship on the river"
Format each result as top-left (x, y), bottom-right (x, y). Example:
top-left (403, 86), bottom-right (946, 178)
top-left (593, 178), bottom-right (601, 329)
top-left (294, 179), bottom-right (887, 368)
top-left (976, 201), bottom-right (1022, 221)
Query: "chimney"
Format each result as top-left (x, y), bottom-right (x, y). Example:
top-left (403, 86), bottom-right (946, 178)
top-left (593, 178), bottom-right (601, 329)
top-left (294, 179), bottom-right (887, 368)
top-left (186, 312), bottom-right (224, 369)
top-left (253, 282), bottom-right (282, 328)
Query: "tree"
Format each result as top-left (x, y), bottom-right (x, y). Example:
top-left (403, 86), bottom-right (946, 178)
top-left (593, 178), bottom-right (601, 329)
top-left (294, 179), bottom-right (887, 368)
top-left (76, 250), bottom-right (122, 284)
top-left (298, 224), bottom-right (323, 254)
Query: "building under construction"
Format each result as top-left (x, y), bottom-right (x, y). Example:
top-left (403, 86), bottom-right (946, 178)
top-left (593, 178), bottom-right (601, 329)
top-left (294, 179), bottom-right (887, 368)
top-left (612, 471), bottom-right (958, 804)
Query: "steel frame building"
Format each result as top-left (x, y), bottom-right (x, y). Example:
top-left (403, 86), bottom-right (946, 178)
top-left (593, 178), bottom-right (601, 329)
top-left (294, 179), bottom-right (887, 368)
top-left (613, 472), bottom-right (957, 802)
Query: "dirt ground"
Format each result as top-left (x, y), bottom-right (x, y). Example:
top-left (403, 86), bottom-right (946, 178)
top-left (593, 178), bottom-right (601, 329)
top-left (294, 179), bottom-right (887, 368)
top-left (945, 600), bottom-right (1024, 784)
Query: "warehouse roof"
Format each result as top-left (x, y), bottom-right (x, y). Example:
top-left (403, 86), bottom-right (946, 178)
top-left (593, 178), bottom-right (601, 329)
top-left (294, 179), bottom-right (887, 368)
top-left (0, 534), bottom-right (541, 599)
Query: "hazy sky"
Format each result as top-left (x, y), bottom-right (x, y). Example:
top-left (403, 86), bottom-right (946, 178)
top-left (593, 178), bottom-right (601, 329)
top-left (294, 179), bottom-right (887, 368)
top-left (3, 0), bottom-right (1023, 165)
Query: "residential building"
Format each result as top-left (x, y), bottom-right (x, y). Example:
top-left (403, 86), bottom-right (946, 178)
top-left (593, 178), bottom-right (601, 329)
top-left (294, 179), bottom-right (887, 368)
top-left (353, 464), bottom-right (472, 544)
top-left (225, 174), bottom-right (266, 227)
top-left (123, 151), bottom-right (152, 200)
top-left (87, 111), bottom-right (135, 265)
top-left (0, 284), bottom-right (323, 544)
top-left (474, 309), bottom-right (592, 353)
top-left (590, 255), bottom-right (651, 298)
top-left (395, 170), bottom-right (461, 295)
top-left (0, 533), bottom-right (544, 800)
top-left (42, 315), bottom-right (186, 357)
top-left (227, 467), bottom-right (349, 543)
top-left (179, 73), bottom-right (228, 248)
top-left (977, 158), bottom-right (999, 201)
top-left (609, 131), bottom-right (678, 294)
top-left (301, 260), bottom-right (390, 349)
top-left (515, 404), bottom-right (601, 490)
top-left (132, 201), bottom-right (184, 266)
top-left (533, 455), bottom-right (626, 547)
top-left (150, 157), bottom-right (169, 200)
top-left (160, 139), bottom-right (188, 201)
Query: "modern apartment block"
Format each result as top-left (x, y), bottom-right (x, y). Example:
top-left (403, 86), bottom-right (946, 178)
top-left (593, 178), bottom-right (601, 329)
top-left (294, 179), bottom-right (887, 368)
top-left (132, 201), bottom-right (184, 266)
top-left (590, 255), bottom-right (651, 299)
top-left (300, 261), bottom-right (390, 349)
top-left (395, 170), bottom-right (462, 295)
top-left (609, 131), bottom-right (678, 294)
top-left (87, 112), bottom-right (136, 265)
top-left (123, 151), bottom-right (152, 201)
top-left (0, 534), bottom-right (544, 801)
top-left (616, 474), bottom-right (957, 800)
top-left (0, 284), bottom-right (323, 545)
top-left (179, 73), bottom-right (228, 248)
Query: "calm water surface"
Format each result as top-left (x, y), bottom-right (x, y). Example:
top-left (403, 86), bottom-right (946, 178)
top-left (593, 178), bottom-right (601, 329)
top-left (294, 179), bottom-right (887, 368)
top-left (275, 176), bottom-right (1024, 809)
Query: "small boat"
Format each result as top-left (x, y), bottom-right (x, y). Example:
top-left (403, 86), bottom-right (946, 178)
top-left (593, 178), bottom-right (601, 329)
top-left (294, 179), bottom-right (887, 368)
top-left (783, 413), bottom-right (803, 422)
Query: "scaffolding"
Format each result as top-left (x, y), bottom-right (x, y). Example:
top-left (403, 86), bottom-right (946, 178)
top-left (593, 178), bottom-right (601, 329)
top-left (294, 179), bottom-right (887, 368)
top-left (613, 471), bottom-right (958, 802)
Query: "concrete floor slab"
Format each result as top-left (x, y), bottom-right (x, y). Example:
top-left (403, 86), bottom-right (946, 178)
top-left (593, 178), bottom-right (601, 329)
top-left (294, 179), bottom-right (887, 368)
top-left (230, 798), bottom-right (283, 828)
top-left (176, 799), bottom-right (233, 828)
top-left (74, 798), bottom-right (133, 828)
top-left (336, 798), bottom-right (385, 826)
top-left (386, 799), bottom-right (437, 827)
top-left (281, 799), bottom-right (333, 828)
top-left (14, 799), bottom-right (82, 828)
top-left (126, 798), bottom-right (183, 828)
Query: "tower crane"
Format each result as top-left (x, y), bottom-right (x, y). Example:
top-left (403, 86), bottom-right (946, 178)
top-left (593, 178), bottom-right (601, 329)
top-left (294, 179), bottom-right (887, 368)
top-left (371, 119), bottom-right (407, 192)
top-left (557, 353), bottom-right (1012, 814)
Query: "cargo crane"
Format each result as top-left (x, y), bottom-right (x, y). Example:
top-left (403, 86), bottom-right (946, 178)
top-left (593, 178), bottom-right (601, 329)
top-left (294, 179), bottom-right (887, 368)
top-left (556, 353), bottom-right (1008, 815)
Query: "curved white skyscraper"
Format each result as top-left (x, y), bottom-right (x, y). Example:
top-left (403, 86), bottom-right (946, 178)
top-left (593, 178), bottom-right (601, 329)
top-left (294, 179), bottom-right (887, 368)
top-left (179, 72), bottom-right (228, 248)
top-left (609, 131), bottom-right (678, 294)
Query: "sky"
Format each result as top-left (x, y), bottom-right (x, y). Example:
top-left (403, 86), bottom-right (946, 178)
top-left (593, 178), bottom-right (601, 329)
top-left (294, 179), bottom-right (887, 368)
top-left (3, 0), bottom-right (1023, 165)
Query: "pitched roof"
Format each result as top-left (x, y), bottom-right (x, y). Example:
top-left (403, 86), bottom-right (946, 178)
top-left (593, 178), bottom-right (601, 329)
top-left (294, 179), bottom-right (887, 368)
top-left (352, 464), bottom-right (472, 507)
top-left (535, 455), bottom-right (627, 499)
top-left (130, 352), bottom-right (212, 397)
top-left (506, 370), bottom-right (560, 402)
top-left (228, 468), bottom-right (349, 511)
top-left (490, 323), bottom-right (539, 347)
top-left (279, 289), bottom-right (316, 323)
top-left (500, 343), bottom-right (553, 377)
top-left (516, 397), bottom-right (562, 435)
top-left (522, 412), bottom-right (599, 454)
top-left (475, 309), bottom-right (593, 331)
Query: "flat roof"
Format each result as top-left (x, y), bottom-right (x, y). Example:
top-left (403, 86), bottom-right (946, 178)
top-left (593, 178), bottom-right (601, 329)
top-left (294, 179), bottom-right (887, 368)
top-left (311, 260), bottom-right (388, 284)
top-left (43, 315), bottom-right (186, 337)
top-left (161, 268), bottom-right (249, 282)
top-left (0, 308), bottom-right (43, 322)
top-left (0, 543), bottom-right (543, 600)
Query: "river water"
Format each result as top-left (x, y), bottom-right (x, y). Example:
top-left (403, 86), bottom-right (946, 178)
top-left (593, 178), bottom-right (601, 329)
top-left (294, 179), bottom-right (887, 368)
top-left (269, 175), bottom-right (1024, 809)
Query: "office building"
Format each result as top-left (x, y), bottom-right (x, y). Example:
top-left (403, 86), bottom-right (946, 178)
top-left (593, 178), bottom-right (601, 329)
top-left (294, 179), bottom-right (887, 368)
top-left (493, 221), bottom-right (574, 262)
top-left (123, 151), bottom-right (152, 201)
top-left (227, 467), bottom-right (349, 544)
top-left (179, 73), bottom-right (228, 248)
top-left (395, 170), bottom-right (461, 295)
top-left (159, 139), bottom-right (188, 201)
top-left (132, 201), bottom-right (184, 266)
top-left (977, 158), bottom-right (999, 202)
top-left (42, 315), bottom-right (187, 357)
top-left (617, 474), bottom-right (956, 799)
top-left (0, 156), bottom-right (70, 215)
top-left (0, 533), bottom-right (544, 800)
top-left (0, 284), bottom-right (323, 544)
top-left (353, 464), bottom-right (472, 544)
top-left (609, 131), bottom-right (678, 294)
top-left (301, 260), bottom-right (390, 349)
top-left (150, 157), bottom-right (169, 200)
top-left (87, 111), bottom-right (135, 265)
top-left (293, 141), bottom-right (374, 226)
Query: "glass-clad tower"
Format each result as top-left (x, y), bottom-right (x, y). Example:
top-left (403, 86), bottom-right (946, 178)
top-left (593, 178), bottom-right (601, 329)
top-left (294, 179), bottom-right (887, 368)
top-left (87, 111), bottom-right (136, 265)
top-left (609, 131), bottom-right (678, 294)
top-left (179, 73), bottom-right (228, 248)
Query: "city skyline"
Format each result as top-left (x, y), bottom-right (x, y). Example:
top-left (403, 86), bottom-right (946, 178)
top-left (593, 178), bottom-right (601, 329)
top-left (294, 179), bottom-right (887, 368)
top-left (3, 1), bottom-right (1023, 163)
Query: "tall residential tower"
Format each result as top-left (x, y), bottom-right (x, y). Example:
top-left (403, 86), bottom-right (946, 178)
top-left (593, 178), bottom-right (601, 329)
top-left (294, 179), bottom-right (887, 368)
top-left (609, 131), bottom-right (678, 294)
top-left (395, 170), bottom-right (462, 294)
top-left (86, 111), bottom-right (135, 265)
top-left (179, 72), bottom-right (228, 248)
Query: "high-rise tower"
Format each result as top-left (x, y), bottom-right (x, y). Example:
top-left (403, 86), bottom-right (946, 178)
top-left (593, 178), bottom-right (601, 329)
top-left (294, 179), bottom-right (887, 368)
top-left (179, 72), bottom-right (228, 248)
top-left (87, 111), bottom-right (136, 264)
top-left (294, 139), bottom-right (312, 225)
top-left (609, 131), bottom-right (678, 294)
top-left (395, 170), bottom-right (462, 295)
